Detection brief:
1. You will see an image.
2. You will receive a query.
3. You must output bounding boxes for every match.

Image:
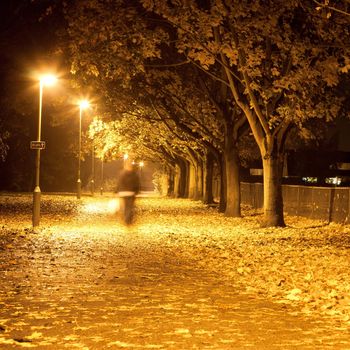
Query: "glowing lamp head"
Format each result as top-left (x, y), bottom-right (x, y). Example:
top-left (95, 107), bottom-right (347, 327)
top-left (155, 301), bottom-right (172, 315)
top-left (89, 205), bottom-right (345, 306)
top-left (79, 100), bottom-right (90, 110)
top-left (40, 74), bottom-right (57, 86)
top-left (139, 161), bottom-right (144, 167)
top-left (123, 154), bottom-right (129, 160)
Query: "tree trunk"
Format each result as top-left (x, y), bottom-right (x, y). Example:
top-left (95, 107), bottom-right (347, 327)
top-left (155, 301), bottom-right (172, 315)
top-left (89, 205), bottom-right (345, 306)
top-left (219, 154), bottom-right (226, 213)
top-left (224, 145), bottom-right (241, 217)
top-left (167, 168), bottom-right (175, 197)
top-left (203, 151), bottom-right (214, 205)
top-left (188, 162), bottom-right (196, 199)
top-left (175, 158), bottom-right (187, 198)
top-left (190, 160), bottom-right (204, 201)
top-left (196, 159), bottom-right (203, 201)
top-left (262, 153), bottom-right (285, 227)
top-left (224, 122), bottom-right (241, 217)
top-left (183, 159), bottom-right (189, 198)
top-left (174, 164), bottom-right (180, 197)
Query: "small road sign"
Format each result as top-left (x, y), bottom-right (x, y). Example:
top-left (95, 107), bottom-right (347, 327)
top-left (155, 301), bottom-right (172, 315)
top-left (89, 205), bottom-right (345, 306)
top-left (30, 141), bottom-right (46, 150)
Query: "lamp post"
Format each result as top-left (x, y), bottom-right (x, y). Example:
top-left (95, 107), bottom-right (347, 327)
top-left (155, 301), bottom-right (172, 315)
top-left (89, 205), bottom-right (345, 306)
top-left (32, 74), bottom-right (57, 227)
top-left (100, 156), bottom-right (104, 195)
top-left (123, 153), bottom-right (128, 169)
top-left (90, 141), bottom-right (95, 196)
top-left (139, 161), bottom-right (144, 192)
top-left (77, 100), bottom-right (90, 199)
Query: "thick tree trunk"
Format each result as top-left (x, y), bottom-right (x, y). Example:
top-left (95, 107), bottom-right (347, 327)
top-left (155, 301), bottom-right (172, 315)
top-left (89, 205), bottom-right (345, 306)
top-left (262, 153), bottom-right (285, 227)
top-left (175, 158), bottom-right (188, 198)
top-left (188, 162), bottom-right (203, 200)
top-left (183, 159), bottom-right (189, 198)
top-left (190, 160), bottom-right (204, 201)
top-left (224, 146), bottom-right (241, 217)
top-left (186, 149), bottom-right (203, 201)
top-left (203, 151), bottom-right (214, 205)
top-left (224, 124), bottom-right (241, 217)
top-left (196, 160), bottom-right (203, 201)
top-left (218, 154), bottom-right (226, 213)
top-left (167, 169), bottom-right (175, 197)
top-left (188, 162), bottom-right (196, 199)
top-left (174, 165), bottom-right (180, 197)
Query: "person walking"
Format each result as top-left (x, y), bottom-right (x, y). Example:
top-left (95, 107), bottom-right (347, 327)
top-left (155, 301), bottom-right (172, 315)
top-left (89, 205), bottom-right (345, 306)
top-left (116, 161), bottom-right (140, 225)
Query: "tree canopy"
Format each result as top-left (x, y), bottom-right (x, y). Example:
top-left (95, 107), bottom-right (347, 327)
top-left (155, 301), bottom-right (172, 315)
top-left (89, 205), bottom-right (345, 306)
top-left (2, 0), bottom-right (346, 224)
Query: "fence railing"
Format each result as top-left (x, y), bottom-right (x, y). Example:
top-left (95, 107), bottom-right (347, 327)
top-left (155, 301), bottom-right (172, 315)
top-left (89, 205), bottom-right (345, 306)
top-left (241, 182), bottom-right (350, 223)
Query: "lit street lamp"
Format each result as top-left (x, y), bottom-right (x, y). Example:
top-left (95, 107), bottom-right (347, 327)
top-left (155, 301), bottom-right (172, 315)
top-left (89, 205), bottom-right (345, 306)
top-left (123, 153), bottom-right (128, 168)
top-left (77, 100), bottom-right (90, 199)
top-left (32, 74), bottom-right (57, 227)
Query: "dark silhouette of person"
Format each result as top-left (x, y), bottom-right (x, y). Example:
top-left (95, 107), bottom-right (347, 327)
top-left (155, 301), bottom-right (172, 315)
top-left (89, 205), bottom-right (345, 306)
top-left (116, 161), bottom-right (140, 225)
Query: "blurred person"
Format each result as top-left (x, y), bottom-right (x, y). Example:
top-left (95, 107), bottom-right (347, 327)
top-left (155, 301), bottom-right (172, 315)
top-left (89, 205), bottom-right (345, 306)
top-left (116, 161), bottom-right (140, 225)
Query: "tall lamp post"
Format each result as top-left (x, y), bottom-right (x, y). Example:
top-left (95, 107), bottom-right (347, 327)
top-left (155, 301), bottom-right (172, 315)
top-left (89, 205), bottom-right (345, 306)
top-left (100, 155), bottom-right (104, 195)
top-left (139, 161), bottom-right (144, 192)
top-left (77, 100), bottom-right (90, 199)
top-left (123, 153), bottom-right (128, 169)
top-left (90, 141), bottom-right (95, 196)
top-left (32, 74), bottom-right (57, 227)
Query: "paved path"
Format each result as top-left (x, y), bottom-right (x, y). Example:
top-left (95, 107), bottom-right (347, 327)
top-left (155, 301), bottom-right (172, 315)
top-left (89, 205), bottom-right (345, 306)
top-left (0, 198), bottom-right (349, 349)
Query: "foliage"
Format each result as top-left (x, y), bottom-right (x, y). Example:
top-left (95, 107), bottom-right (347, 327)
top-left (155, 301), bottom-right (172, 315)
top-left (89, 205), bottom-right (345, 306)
top-left (142, 0), bottom-right (349, 145)
top-left (63, 0), bottom-right (229, 169)
top-left (138, 0), bottom-right (350, 225)
top-left (64, 0), bottom-right (167, 88)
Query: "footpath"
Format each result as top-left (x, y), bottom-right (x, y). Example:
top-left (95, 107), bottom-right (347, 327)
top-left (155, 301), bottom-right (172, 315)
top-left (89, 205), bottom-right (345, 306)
top-left (0, 194), bottom-right (349, 349)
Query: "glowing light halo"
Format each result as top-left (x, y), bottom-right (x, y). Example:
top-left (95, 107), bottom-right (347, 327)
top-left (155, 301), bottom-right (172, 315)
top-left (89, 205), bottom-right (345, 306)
top-left (40, 74), bottom-right (57, 86)
top-left (79, 99), bottom-right (90, 110)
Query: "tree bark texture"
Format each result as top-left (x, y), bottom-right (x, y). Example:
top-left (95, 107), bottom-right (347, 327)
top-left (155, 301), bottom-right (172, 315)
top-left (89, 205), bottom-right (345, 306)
top-left (262, 153), bottom-right (285, 227)
top-left (203, 151), bottom-right (214, 205)
top-left (196, 160), bottom-right (203, 201)
top-left (167, 169), bottom-right (175, 197)
top-left (174, 158), bottom-right (188, 198)
top-left (219, 154), bottom-right (226, 213)
top-left (224, 146), bottom-right (241, 217)
top-left (188, 163), bottom-right (195, 199)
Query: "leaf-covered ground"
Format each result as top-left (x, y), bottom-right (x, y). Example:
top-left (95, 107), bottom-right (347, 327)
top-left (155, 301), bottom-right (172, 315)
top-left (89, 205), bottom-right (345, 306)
top-left (0, 193), bottom-right (349, 349)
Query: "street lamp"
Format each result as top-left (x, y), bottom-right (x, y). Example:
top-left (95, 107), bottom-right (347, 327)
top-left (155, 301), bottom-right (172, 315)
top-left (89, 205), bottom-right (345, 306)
top-left (123, 153), bottom-right (128, 168)
top-left (77, 100), bottom-right (90, 199)
top-left (90, 141), bottom-right (95, 196)
top-left (100, 155), bottom-right (104, 195)
top-left (139, 161), bottom-right (144, 192)
top-left (32, 74), bottom-right (57, 227)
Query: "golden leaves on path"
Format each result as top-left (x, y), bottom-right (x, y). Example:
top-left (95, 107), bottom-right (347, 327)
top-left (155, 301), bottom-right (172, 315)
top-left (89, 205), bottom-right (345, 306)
top-left (1, 194), bottom-right (350, 349)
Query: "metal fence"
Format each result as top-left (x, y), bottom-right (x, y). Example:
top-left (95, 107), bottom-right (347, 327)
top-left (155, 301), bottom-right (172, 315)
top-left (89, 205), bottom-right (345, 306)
top-left (241, 182), bottom-right (350, 223)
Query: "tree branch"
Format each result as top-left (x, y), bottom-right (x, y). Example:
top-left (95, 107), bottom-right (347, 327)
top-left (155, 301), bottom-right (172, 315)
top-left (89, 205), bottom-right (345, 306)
top-left (312, 0), bottom-right (350, 17)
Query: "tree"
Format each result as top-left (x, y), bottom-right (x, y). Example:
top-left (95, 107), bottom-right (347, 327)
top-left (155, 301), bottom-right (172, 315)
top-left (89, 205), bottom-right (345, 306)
top-left (142, 0), bottom-right (350, 226)
top-left (63, 0), bottom-right (226, 202)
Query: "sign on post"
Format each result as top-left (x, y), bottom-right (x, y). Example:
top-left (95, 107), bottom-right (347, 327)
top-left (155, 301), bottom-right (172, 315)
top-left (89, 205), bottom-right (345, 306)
top-left (30, 141), bottom-right (46, 150)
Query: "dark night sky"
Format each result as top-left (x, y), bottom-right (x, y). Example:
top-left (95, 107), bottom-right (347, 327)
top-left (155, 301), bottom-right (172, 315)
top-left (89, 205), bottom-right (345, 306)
top-left (0, 1), bottom-right (82, 191)
top-left (0, 0), bottom-right (143, 192)
top-left (0, 0), bottom-right (68, 94)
